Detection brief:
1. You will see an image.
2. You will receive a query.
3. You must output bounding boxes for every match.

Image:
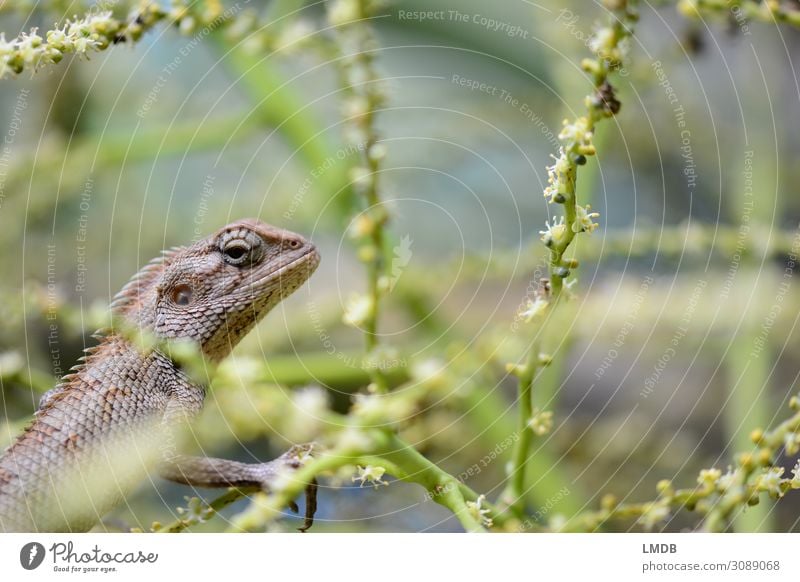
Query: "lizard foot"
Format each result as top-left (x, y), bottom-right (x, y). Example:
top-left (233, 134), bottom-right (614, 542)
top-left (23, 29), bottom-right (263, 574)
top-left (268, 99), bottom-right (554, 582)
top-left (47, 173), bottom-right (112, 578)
top-left (258, 443), bottom-right (318, 532)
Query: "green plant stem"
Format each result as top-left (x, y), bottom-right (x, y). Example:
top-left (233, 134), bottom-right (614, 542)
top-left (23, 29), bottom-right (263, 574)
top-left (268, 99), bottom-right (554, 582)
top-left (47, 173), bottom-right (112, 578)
top-left (330, 0), bottom-right (392, 393)
top-left (500, 343), bottom-right (540, 516)
top-left (377, 433), bottom-right (491, 532)
top-left (723, 299), bottom-right (772, 531)
top-left (223, 430), bottom-right (504, 533)
top-left (355, 32), bottom-right (386, 352)
top-left (457, 374), bottom-right (584, 517)
top-left (523, 319), bottom-right (584, 513)
top-left (719, 92), bottom-right (782, 532)
top-left (549, 178), bottom-right (579, 297)
top-left (261, 350), bottom-right (410, 388)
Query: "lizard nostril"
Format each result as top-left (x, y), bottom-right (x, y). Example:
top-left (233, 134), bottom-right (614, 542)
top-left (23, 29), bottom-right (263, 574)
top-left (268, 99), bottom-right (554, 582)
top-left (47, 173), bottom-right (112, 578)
top-left (287, 239), bottom-right (301, 249)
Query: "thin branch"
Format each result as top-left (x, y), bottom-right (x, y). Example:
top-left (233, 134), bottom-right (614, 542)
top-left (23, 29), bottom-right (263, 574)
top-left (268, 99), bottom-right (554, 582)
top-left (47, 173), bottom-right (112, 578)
top-left (679, 0), bottom-right (800, 29)
top-left (499, 0), bottom-right (639, 520)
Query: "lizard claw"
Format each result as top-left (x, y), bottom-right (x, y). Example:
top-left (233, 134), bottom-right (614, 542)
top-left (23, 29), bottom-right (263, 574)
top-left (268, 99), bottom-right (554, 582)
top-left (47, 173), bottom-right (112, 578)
top-left (297, 479), bottom-right (318, 533)
top-left (284, 444), bottom-right (317, 532)
top-left (280, 442), bottom-right (317, 468)
top-left (258, 443), bottom-right (319, 531)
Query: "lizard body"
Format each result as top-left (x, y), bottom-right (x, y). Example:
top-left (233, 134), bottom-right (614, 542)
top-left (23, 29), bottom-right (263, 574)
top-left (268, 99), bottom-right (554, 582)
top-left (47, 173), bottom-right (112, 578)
top-left (0, 219), bottom-right (320, 532)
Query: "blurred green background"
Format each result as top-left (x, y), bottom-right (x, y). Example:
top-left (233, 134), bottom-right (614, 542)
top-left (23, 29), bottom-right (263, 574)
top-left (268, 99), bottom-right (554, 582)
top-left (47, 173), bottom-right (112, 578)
top-left (2, 0), bottom-right (800, 531)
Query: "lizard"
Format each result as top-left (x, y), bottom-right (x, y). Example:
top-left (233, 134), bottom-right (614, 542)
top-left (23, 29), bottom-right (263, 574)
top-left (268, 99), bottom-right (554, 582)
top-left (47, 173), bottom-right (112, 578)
top-left (0, 218), bottom-right (320, 533)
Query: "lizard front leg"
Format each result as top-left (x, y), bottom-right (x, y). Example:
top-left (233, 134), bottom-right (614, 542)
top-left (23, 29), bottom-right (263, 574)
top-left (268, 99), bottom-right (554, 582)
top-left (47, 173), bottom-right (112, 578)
top-left (158, 446), bottom-right (318, 531)
top-left (158, 387), bottom-right (317, 530)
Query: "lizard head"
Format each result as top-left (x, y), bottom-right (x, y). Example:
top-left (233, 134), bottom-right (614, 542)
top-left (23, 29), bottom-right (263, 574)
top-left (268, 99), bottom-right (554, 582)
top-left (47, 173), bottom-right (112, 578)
top-left (114, 219), bottom-right (320, 361)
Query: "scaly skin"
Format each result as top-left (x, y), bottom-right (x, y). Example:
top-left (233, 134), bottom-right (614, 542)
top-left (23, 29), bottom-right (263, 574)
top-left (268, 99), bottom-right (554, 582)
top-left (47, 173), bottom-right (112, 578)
top-left (0, 219), bottom-right (320, 532)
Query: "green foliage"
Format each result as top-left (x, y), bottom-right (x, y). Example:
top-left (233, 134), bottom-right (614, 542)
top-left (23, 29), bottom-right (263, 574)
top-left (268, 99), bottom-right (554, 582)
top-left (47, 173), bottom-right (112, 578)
top-left (3, 0), bottom-right (800, 533)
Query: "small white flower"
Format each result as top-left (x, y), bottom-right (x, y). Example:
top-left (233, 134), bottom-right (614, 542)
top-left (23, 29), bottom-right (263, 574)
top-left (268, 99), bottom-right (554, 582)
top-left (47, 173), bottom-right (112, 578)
top-left (290, 388), bottom-right (329, 439)
top-left (784, 433), bottom-right (800, 456)
top-left (0, 60), bottom-right (14, 79)
top-left (544, 149), bottom-right (570, 202)
top-left (87, 11), bottom-right (116, 39)
top-left (528, 409), bottom-right (554, 436)
top-left (17, 31), bottom-right (43, 67)
top-left (293, 386), bottom-right (329, 419)
top-left (412, 358), bottom-right (446, 386)
top-left (539, 216), bottom-right (567, 247)
top-left (348, 165), bottom-right (372, 187)
top-left (757, 467), bottom-right (785, 497)
top-left (72, 36), bottom-right (96, 54)
top-left (67, 20), bottom-right (89, 41)
top-left (519, 296), bottom-right (549, 323)
top-left (0, 351), bottom-right (24, 377)
top-left (179, 16), bottom-right (196, 35)
top-left (352, 465), bottom-right (389, 488)
top-left (0, 33), bottom-right (12, 56)
top-left (548, 514), bottom-right (567, 531)
top-left (466, 494), bottom-right (493, 528)
top-left (574, 204), bottom-right (600, 234)
top-left (343, 294), bottom-right (373, 327)
top-left (368, 143), bottom-right (387, 163)
top-left (328, 0), bottom-right (361, 26)
top-left (337, 427), bottom-right (375, 452)
top-left (716, 468), bottom-right (736, 491)
top-left (589, 28), bottom-right (615, 57)
top-left (791, 460), bottom-right (800, 485)
top-left (558, 116), bottom-right (593, 148)
top-left (275, 20), bottom-right (314, 54)
top-left (46, 27), bottom-right (69, 50)
top-left (352, 392), bottom-right (384, 421)
top-left (697, 468), bottom-right (721, 488)
top-left (639, 500), bottom-right (669, 530)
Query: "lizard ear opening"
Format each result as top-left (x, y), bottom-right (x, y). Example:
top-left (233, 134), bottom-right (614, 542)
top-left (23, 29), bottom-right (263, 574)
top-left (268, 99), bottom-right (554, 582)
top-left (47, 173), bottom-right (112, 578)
top-left (170, 284), bottom-right (194, 306)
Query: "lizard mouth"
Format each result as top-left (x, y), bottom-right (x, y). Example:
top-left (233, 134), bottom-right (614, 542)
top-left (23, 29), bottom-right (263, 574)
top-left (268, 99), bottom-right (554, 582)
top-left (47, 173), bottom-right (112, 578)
top-left (249, 246), bottom-right (320, 291)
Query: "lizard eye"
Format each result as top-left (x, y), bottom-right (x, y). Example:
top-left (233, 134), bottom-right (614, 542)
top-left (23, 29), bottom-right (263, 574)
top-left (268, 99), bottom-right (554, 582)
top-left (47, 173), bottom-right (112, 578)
top-left (171, 284), bottom-right (194, 306)
top-left (219, 229), bottom-right (264, 266)
top-left (223, 242), bottom-right (249, 263)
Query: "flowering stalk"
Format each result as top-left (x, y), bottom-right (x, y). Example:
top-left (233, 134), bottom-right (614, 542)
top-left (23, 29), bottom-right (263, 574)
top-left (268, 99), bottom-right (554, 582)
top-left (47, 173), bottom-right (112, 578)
top-left (678, 0), bottom-right (800, 28)
top-left (148, 488), bottom-right (252, 533)
top-left (562, 394), bottom-right (800, 532)
top-left (323, 2), bottom-right (504, 527)
top-left (499, 0), bottom-right (638, 520)
top-left (541, 0), bottom-right (637, 297)
top-left (0, 0), bottom-right (304, 79)
top-left (0, 4), bottom-right (170, 79)
top-left (329, 0), bottom-right (391, 393)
